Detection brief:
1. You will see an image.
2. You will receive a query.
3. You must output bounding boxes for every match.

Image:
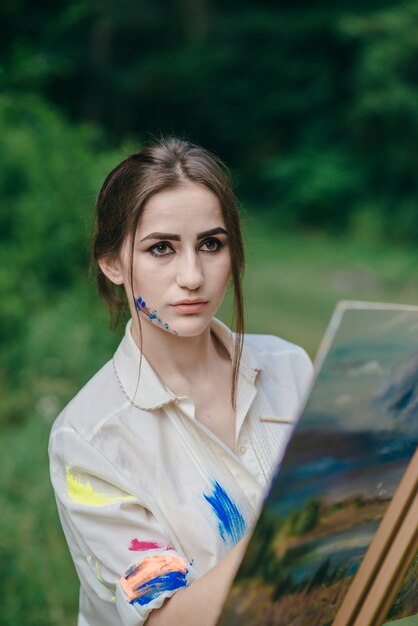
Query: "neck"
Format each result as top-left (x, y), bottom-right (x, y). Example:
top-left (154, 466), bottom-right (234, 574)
top-left (130, 316), bottom-right (229, 393)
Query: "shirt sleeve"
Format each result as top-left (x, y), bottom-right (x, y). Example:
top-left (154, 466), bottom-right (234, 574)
top-left (49, 425), bottom-right (197, 626)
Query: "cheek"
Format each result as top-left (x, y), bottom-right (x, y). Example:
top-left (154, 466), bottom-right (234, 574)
top-left (217, 255), bottom-right (232, 283)
top-left (207, 256), bottom-right (231, 295)
top-left (131, 258), bottom-right (167, 293)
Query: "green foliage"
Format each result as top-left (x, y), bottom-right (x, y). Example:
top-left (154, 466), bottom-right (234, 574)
top-left (0, 416), bottom-right (79, 626)
top-left (2, 1), bottom-right (418, 241)
top-left (339, 2), bottom-right (418, 243)
top-left (0, 94), bottom-right (128, 623)
top-left (0, 93), bottom-right (120, 296)
top-left (0, 93), bottom-right (126, 426)
top-left (260, 148), bottom-right (363, 231)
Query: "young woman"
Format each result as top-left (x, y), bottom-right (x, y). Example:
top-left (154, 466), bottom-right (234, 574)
top-left (49, 137), bottom-right (313, 626)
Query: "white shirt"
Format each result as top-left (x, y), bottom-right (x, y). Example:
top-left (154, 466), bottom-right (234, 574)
top-left (49, 318), bottom-right (313, 626)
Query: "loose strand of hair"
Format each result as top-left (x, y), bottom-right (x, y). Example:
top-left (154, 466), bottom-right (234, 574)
top-left (128, 226), bottom-right (144, 406)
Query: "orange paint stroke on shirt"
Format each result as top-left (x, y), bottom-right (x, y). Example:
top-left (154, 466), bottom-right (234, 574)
top-left (120, 554), bottom-right (188, 602)
top-left (66, 467), bottom-right (135, 507)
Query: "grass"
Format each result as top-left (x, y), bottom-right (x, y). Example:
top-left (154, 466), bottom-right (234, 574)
top-left (239, 220), bottom-right (418, 355)
top-left (0, 415), bottom-right (78, 626)
top-left (3, 225), bottom-right (418, 625)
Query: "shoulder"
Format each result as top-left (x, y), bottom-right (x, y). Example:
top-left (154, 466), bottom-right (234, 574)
top-left (244, 332), bottom-right (309, 358)
top-left (212, 317), bottom-right (313, 394)
top-left (49, 356), bottom-right (129, 442)
top-left (243, 332), bottom-right (314, 397)
top-left (214, 318), bottom-right (311, 366)
top-left (244, 332), bottom-right (312, 369)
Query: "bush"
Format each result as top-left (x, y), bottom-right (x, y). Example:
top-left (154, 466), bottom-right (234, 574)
top-left (0, 93), bottom-right (127, 426)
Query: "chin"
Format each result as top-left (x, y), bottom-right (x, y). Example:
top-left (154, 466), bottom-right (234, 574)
top-left (169, 315), bottom-right (213, 338)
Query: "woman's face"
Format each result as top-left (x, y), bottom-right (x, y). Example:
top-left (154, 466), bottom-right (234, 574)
top-left (104, 181), bottom-right (231, 337)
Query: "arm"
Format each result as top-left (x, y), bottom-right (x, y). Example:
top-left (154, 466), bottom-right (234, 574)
top-left (50, 426), bottom-right (200, 626)
top-left (50, 425), bottom-right (250, 626)
top-left (146, 534), bottom-right (250, 626)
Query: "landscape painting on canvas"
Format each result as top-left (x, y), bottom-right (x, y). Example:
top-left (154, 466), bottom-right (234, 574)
top-left (218, 303), bottom-right (418, 626)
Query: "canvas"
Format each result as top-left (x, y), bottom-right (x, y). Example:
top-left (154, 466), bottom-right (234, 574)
top-left (218, 301), bottom-right (418, 626)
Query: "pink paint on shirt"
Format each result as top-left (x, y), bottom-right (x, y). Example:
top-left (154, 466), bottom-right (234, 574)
top-left (129, 539), bottom-right (173, 552)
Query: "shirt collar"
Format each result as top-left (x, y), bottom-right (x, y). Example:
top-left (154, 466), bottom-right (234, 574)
top-left (113, 318), bottom-right (263, 411)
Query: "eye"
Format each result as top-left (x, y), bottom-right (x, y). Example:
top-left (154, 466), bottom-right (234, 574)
top-left (199, 238), bottom-right (223, 253)
top-left (148, 242), bottom-right (174, 257)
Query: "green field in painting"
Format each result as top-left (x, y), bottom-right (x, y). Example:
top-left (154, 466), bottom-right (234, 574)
top-left (220, 497), bottom-right (417, 626)
top-left (2, 227), bottom-right (418, 625)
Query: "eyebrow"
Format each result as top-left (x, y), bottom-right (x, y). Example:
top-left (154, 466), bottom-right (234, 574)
top-left (139, 227), bottom-right (228, 243)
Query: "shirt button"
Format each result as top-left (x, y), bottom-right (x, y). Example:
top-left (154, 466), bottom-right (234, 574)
top-left (239, 446), bottom-right (246, 455)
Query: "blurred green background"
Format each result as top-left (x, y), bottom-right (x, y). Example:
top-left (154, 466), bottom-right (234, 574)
top-left (1, 1), bottom-right (418, 624)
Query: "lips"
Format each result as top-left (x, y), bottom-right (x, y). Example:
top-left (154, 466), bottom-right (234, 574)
top-left (171, 299), bottom-right (208, 306)
top-left (170, 299), bottom-right (208, 314)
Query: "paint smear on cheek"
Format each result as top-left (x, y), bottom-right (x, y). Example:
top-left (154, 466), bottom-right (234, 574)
top-left (66, 467), bottom-right (135, 507)
top-left (204, 481), bottom-right (246, 545)
top-left (120, 554), bottom-right (188, 605)
top-left (129, 539), bottom-right (174, 552)
top-left (135, 296), bottom-right (177, 335)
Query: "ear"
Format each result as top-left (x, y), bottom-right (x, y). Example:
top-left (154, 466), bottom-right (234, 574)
top-left (98, 255), bottom-right (125, 285)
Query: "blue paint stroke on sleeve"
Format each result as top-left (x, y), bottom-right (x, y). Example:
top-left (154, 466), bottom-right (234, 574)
top-left (204, 481), bottom-right (246, 544)
top-left (124, 563), bottom-right (139, 580)
top-left (130, 570), bottom-right (188, 605)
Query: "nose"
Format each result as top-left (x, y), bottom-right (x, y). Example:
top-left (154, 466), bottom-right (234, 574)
top-left (176, 250), bottom-right (204, 290)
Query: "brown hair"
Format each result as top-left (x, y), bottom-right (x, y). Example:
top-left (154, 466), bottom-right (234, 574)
top-left (91, 136), bottom-right (245, 406)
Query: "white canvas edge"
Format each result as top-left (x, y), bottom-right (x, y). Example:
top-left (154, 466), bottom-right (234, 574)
top-left (313, 300), bottom-right (418, 374)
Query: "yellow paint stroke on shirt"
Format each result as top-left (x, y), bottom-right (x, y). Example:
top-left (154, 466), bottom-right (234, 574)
top-left (66, 467), bottom-right (135, 507)
top-left (86, 555), bottom-right (115, 594)
top-left (95, 560), bottom-right (105, 584)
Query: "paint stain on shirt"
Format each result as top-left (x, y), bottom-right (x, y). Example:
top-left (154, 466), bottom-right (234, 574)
top-left (86, 555), bottom-right (114, 594)
top-left (129, 539), bottom-right (173, 552)
top-left (204, 481), bottom-right (246, 545)
top-left (66, 467), bottom-right (135, 507)
top-left (120, 553), bottom-right (188, 605)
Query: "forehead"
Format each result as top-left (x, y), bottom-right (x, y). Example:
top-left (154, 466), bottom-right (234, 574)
top-left (138, 181), bottom-right (224, 234)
